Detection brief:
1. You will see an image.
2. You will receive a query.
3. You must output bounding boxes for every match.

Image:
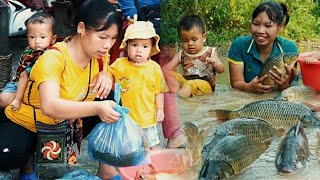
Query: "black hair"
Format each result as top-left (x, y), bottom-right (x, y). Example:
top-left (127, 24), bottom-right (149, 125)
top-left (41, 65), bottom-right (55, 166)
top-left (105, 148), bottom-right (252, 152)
top-left (25, 12), bottom-right (56, 34)
top-left (252, 1), bottom-right (290, 26)
top-left (177, 14), bottom-right (206, 36)
top-left (71, 0), bottom-right (122, 35)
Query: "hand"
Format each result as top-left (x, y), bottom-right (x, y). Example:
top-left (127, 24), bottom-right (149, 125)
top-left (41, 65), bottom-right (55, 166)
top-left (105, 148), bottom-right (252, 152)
top-left (249, 75), bottom-right (273, 93)
top-left (156, 108), bottom-right (164, 122)
top-left (97, 100), bottom-right (121, 123)
top-left (206, 57), bottom-right (221, 68)
top-left (127, 14), bottom-right (138, 25)
top-left (268, 64), bottom-right (293, 89)
top-left (10, 99), bottom-right (22, 111)
top-left (305, 56), bottom-right (317, 64)
top-left (89, 71), bottom-right (113, 99)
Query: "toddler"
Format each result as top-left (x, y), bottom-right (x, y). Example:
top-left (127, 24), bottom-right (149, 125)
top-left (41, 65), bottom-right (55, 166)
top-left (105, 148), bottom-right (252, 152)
top-left (110, 20), bottom-right (168, 149)
top-left (0, 12), bottom-right (56, 110)
top-left (162, 14), bottom-right (224, 97)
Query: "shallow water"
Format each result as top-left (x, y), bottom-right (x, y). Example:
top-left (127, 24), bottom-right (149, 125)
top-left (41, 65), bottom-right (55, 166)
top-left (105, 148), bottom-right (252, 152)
top-left (161, 83), bottom-right (320, 180)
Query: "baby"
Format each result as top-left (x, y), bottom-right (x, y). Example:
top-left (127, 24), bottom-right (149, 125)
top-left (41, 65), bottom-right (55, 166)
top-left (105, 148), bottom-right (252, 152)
top-left (0, 12), bottom-right (56, 110)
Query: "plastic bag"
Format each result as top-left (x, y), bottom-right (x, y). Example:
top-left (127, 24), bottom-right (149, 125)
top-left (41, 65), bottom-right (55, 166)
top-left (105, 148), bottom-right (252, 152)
top-left (88, 83), bottom-right (149, 167)
top-left (60, 169), bottom-right (101, 180)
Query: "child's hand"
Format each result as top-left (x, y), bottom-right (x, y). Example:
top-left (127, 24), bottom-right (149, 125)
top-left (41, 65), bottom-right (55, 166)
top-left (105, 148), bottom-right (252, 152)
top-left (206, 57), bottom-right (221, 67)
top-left (10, 99), bottom-right (22, 111)
top-left (156, 109), bottom-right (164, 122)
top-left (305, 52), bottom-right (320, 64)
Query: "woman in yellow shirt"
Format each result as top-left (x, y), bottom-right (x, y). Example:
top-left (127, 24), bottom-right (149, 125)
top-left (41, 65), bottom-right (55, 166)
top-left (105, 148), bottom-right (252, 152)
top-left (0, 0), bottom-right (123, 179)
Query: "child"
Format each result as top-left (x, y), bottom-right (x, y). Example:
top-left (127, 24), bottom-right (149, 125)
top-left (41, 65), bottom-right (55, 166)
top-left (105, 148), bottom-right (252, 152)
top-left (162, 14), bottom-right (224, 98)
top-left (0, 12), bottom-right (57, 110)
top-left (110, 20), bottom-right (168, 149)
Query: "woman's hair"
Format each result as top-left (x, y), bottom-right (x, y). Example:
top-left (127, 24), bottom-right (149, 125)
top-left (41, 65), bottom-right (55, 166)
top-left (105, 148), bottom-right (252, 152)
top-left (25, 12), bottom-right (56, 34)
top-left (177, 14), bottom-right (206, 36)
top-left (252, 1), bottom-right (290, 26)
top-left (71, 0), bottom-right (122, 35)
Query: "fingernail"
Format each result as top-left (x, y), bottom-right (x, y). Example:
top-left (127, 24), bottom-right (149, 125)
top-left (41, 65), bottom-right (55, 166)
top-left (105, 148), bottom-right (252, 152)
top-left (93, 89), bottom-right (96, 93)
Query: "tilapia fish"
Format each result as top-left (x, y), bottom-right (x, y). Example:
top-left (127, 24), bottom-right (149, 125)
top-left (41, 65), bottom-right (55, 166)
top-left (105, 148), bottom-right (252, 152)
top-left (275, 121), bottom-right (310, 173)
top-left (274, 85), bottom-right (316, 102)
top-left (258, 52), bottom-right (298, 85)
top-left (199, 135), bottom-right (270, 180)
top-left (202, 118), bottom-right (283, 158)
top-left (214, 99), bottom-right (320, 127)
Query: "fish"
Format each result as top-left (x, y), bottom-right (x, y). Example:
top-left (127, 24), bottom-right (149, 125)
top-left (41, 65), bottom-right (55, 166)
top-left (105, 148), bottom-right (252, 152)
top-left (274, 85), bottom-right (316, 102)
top-left (214, 99), bottom-right (320, 127)
top-left (275, 121), bottom-right (310, 173)
top-left (202, 118), bottom-right (284, 158)
top-left (182, 121), bottom-right (204, 163)
top-left (258, 52), bottom-right (298, 85)
top-left (199, 135), bottom-right (270, 180)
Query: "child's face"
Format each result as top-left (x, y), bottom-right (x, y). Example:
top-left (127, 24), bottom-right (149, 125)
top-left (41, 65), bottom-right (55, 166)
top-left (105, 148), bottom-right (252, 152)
top-left (179, 27), bottom-right (206, 54)
top-left (250, 11), bottom-right (283, 48)
top-left (127, 39), bottom-right (153, 64)
top-left (27, 23), bottom-right (56, 51)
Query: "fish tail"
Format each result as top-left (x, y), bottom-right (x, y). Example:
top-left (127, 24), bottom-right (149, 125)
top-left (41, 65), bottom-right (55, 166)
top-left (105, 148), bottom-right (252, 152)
top-left (274, 93), bottom-right (287, 100)
top-left (214, 109), bottom-right (231, 120)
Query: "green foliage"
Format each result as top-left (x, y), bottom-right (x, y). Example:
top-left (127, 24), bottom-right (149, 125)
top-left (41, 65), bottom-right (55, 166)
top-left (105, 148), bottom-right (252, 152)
top-left (161, 0), bottom-right (320, 46)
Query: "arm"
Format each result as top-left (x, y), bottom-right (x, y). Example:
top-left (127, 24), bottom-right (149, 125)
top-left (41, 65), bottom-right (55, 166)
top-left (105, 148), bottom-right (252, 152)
top-left (118, 0), bottom-right (137, 19)
top-left (206, 50), bottom-right (224, 73)
top-left (161, 54), bottom-right (180, 75)
top-left (155, 92), bottom-right (164, 122)
top-left (10, 71), bottom-right (28, 111)
top-left (229, 62), bottom-right (273, 93)
top-left (39, 81), bottom-right (121, 123)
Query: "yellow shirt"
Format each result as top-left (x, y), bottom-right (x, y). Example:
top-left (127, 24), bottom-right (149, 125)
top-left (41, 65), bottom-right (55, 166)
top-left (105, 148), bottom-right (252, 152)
top-left (5, 42), bottom-right (109, 132)
top-left (110, 57), bottom-right (168, 128)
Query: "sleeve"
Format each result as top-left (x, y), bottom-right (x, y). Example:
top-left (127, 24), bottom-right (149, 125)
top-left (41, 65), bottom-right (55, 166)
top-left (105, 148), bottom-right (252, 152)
top-left (282, 39), bottom-right (298, 54)
top-left (227, 36), bottom-right (245, 64)
top-left (30, 50), bottom-right (65, 88)
top-left (154, 63), bottom-right (169, 94)
top-left (118, 0), bottom-right (137, 18)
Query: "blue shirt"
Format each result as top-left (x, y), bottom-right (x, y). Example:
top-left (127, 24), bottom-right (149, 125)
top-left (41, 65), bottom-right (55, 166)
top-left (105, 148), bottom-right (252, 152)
top-left (118, 0), bottom-right (160, 18)
top-left (227, 36), bottom-right (298, 83)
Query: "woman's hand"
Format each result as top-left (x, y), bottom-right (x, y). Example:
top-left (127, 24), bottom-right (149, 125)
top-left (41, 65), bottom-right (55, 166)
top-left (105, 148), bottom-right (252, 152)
top-left (90, 71), bottom-right (113, 99)
top-left (249, 75), bottom-right (273, 93)
top-left (97, 100), bottom-right (121, 123)
top-left (268, 64), bottom-right (295, 90)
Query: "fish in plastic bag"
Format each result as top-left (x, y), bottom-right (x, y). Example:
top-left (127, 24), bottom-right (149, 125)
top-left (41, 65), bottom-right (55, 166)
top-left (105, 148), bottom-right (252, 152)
top-left (88, 83), bottom-right (149, 167)
top-left (59, 169), bottom-right (101, 180)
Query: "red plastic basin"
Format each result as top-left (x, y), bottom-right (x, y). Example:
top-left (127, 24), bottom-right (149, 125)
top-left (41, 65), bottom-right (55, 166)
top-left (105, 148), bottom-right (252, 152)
top-left (297, 51), bottom-right (320, 91)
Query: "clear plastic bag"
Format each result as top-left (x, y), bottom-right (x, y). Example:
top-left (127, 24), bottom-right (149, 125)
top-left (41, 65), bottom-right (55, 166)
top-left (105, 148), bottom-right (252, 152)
top-left (60, 169), bottom-right (101, 180)
top-left (88, 83), bottom-right (149, 167)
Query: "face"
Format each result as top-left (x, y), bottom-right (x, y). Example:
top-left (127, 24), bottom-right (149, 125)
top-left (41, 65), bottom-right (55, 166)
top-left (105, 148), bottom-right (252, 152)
top-left (27, 23), bottom-right (56, 51)
top-left (127, 38), bottom-right (153, 64)
top-left (80, 23), bottom-right (118, 59)
top-left (179, 27), bottom-right (206, 54)
top-left (250, 11), bottom-right (283, 48)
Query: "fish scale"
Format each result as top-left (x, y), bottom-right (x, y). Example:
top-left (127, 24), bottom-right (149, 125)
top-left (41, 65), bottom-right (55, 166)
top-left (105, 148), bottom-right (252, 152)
top-left (202, 118), bottom-right (281, 158)
top-left (258, 52), bottom-right (298, 85)
top-left (217, 99), bottom-right (320, 127)
top-left (199, 135), bottom-right (269, 179)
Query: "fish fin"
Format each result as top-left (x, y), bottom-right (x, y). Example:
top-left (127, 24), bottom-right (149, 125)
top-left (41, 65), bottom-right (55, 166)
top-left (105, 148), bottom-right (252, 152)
top-left (214, 109), bottom-right (231, 120)
top-left (274, 93), bottom-right (287, 100)
top-left (278, 128), bottom-right (286, 137)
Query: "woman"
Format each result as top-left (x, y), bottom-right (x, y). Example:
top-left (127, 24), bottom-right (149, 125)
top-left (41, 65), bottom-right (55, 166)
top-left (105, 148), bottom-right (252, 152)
top-left (228, 1), bottom-right (298, 93)
top-left (0, 0), bottom-right (123, 179)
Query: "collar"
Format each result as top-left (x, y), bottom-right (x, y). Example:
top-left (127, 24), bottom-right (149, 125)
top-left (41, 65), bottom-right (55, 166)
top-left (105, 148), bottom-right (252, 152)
top-left (246, 37), bottom-right (283, 61)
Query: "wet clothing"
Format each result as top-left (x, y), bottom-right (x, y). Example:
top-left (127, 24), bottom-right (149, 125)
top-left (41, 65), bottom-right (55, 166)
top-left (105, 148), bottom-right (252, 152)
top-left (227, 36), bottom-right (298, 83)
top-left (110, 57), bottom-right (168, 128)
top-left (4, 42), bottom-right (109, 132)
top-left (168, 46), bottom-right (218, 96)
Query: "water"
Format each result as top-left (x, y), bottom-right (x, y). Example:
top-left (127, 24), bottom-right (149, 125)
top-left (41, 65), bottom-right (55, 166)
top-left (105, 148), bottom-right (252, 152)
top-left (161, 80), bottom-right (320, 179)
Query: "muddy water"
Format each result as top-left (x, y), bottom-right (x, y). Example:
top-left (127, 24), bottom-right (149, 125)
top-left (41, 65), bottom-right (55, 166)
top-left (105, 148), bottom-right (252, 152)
top-left (160, 77), bottom-right (320, 179)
